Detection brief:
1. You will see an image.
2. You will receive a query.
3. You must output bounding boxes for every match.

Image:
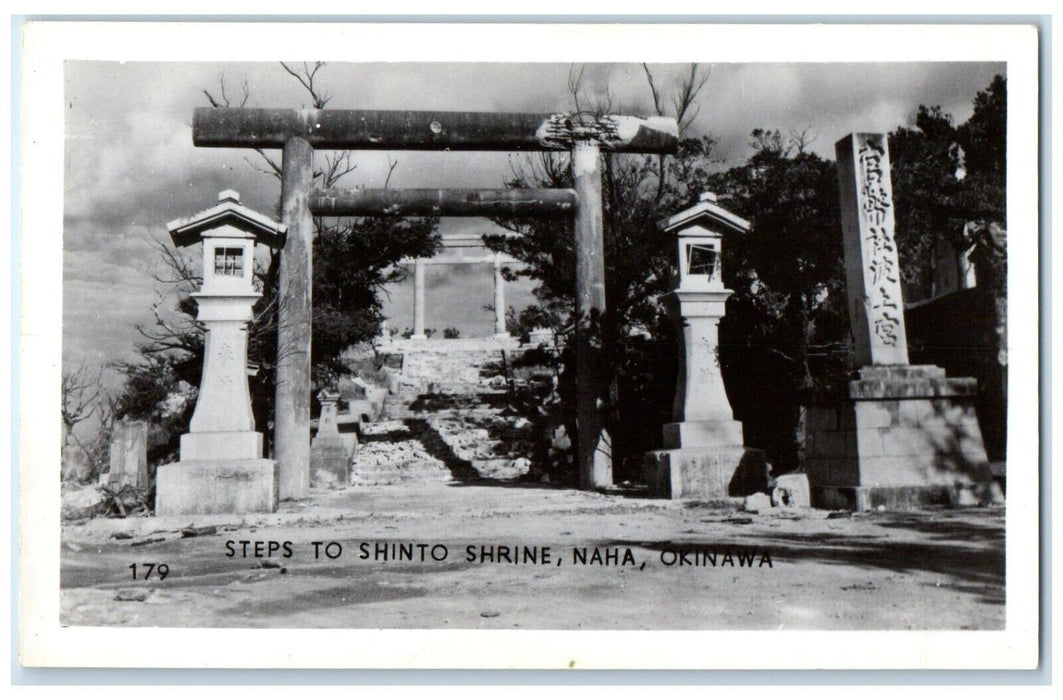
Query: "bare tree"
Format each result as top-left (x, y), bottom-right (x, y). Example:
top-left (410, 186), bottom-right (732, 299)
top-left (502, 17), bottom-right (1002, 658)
top-left (642, 63), bottom-right (712, 199)
top-left (568, 64), bottom-right (587, 117)
top-left (642, 63), bottom-right (711, 137)
top-left (61, 364), bottom-right (108, 479)
top-left (201, 73), bottom-right (251, 109)
top-left (788, 126), bottom-right (818, 155)
top-left (62, 365), bottom-right (100, 436)
top-left (280, 61), bottom-right (332, 108)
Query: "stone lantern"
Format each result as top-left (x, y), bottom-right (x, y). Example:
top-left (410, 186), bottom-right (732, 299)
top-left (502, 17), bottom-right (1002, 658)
top-left (155, 190), bottom-right (286, 515)
top-left (645, 192), bottom-right (767, 499)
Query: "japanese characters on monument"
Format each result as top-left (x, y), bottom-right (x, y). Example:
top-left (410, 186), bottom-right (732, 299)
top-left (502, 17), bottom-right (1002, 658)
top-left (836, 132), bottom-right (910, 367)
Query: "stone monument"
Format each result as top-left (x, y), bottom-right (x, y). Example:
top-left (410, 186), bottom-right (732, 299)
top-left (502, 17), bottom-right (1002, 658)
top-left (155, 190), bottom-right (286, 515)
top-left (644, 193), bottom-right (768, 499)
top-left (104, 420), bottom-right (148, 489)
top-left (804, 134), bottom-right (994, 510)
top-left (310, 390), bottom-right (354, 489)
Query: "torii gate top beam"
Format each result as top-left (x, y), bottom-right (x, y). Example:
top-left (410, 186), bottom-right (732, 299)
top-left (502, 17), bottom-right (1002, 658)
top-left (193, 108), bottom-right (679, 153)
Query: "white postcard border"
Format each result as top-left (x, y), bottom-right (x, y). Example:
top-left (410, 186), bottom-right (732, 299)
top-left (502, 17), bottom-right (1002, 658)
top-left (17, 20), bottom-right (1041, 669)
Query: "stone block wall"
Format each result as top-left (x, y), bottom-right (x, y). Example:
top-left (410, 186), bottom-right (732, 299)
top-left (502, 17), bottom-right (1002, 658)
top-left (906, 287), bottom-right (1006, 461)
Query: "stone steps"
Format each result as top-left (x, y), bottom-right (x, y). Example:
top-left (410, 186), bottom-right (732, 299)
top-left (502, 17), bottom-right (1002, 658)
top-left (398, 351), bottom-right (507, 385)
top-left (381, 387), bottom-right (511, 420)
top-left (348, 342), bottom-right (537, 486)
top-left (383, 408), bottom-right (508, 420)
top-left (423, 415), bottom-right (533, 481)
top-left (350, 436), bottom-right (453, 485)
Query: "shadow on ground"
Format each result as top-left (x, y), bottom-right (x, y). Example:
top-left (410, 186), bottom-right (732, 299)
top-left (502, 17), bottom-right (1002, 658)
top-left (601, 512), bottom-right (1004, 605)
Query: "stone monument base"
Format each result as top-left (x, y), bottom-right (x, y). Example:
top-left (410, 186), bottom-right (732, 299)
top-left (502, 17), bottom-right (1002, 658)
top-left (155, 459), bottom-right (278, 515)
top-left (180, 430), bottom-right (263, 461)
top-left (644, 446), bottom-right (768, 500)
top-left (805, 365), bottom-right (997, 510)
top-left (310, 434), bottom-right (352, 489)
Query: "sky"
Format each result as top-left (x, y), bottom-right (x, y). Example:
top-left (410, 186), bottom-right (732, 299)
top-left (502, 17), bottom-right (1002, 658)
top-left (62, 59), bottom-right (1005, 390)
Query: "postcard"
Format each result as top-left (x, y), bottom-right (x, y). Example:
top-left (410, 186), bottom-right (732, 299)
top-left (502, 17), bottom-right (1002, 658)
top-left (17, 20), bottom-right (1040, 670)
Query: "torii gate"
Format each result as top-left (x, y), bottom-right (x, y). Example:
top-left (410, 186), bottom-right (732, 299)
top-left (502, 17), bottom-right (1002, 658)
top-left (192, 107), bottom-right (678, 499)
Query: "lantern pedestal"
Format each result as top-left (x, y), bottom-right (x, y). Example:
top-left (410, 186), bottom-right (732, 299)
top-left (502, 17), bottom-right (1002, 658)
top-left (645, 447), bottom-right (768, 501)
top-left (179, 293), bottom-right (266, 461)
top-left (644, 288), bottom-right (767, 499)
top-left (156, 460), bottom-right (278, 516)
top-left (156, 293), bottom-right (278, 516)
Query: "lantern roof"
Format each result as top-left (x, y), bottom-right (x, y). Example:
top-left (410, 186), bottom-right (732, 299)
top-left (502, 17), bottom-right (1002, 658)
top-left (661, 191), bottom-right (750, 236)
top-left (167, 190), bottom-right (287, 248)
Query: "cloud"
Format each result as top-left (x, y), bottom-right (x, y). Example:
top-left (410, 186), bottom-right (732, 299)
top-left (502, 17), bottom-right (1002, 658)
top-left (691, 62), bottom-right (1004, 162)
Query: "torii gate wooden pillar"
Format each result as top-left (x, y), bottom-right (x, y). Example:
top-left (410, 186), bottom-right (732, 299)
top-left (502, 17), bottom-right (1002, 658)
top-left (193, 107), bottom-right (678, 497)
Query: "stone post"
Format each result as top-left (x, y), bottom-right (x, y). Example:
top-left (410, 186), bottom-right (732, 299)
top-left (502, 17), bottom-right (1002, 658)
top-left (493, 252), bottom-right (508, 337)
top-left (378, 320), bottom-right (392, 345)
top-left (276, 137), bottom-right (313, 500)
top-left (801, 134), bottom-right (993, 511)
top-left (572, 141), bottom-right (612, 490)
top-left (107, 420), bottom-right (148, 490)
top-left (310, 390), bottom-right (353, 489)
top-left (318, 392), bottom-right (340, 433)
top-left (412, 258), bottom-right (427, 340)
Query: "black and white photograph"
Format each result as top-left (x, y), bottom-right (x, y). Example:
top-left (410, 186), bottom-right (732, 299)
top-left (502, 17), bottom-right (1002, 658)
top-left (16, 21), bottom-right (1040, 670)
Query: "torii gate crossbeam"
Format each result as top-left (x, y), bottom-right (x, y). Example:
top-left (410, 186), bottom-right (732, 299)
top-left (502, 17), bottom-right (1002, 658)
top-left (192, 107), bottom-right (678, 499)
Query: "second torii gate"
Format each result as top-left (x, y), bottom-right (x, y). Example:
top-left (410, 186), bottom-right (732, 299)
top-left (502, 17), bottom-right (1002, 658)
top-left (409, 234), bottom-right (520, 339)
top-left (193, 107), bottom-right (678, 498)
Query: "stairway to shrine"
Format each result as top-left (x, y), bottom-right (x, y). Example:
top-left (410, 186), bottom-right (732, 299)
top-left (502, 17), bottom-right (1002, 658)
top-left (349, 338), bottom-right (537, 486)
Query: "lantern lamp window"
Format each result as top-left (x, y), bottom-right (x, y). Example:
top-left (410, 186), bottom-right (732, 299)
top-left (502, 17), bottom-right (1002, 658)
top-left (687, 244), bottom-right (718, 278)
top-left (214, 247), bottom-right (244, 276)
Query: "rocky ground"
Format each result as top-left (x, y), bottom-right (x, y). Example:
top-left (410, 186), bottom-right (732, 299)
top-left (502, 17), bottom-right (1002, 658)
top-left (60, 482), bottom-right (1005, 630)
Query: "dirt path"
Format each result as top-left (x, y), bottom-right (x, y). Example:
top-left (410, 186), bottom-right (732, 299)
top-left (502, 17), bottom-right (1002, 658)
top-left (60, 483), bottom-right (1005, 630)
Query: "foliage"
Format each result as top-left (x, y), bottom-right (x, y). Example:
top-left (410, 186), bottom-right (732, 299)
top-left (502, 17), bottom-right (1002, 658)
top-left (400, 327), bottom-right (436, 339)
top-left (708, 135), bottom-right (848, 468)
top-left (889, 75), bottom-right (1007, 300)
top-left (504, 305), bottom-right (559, 342)
top-left (311, 215), bottom-right (438, 383)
